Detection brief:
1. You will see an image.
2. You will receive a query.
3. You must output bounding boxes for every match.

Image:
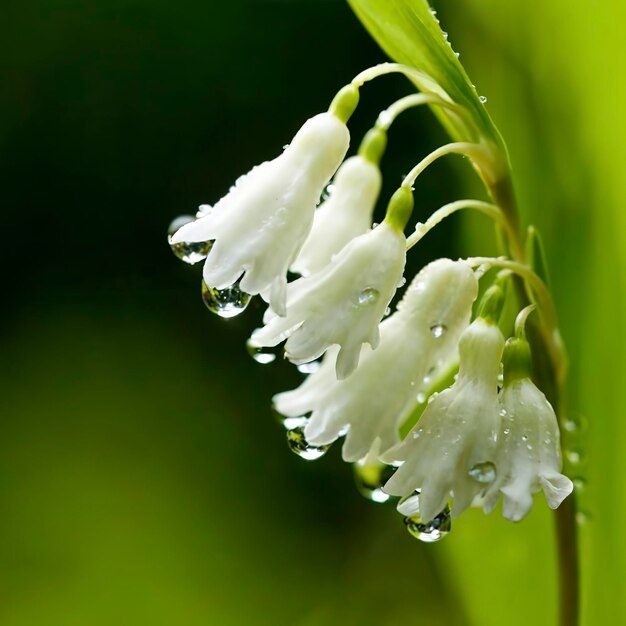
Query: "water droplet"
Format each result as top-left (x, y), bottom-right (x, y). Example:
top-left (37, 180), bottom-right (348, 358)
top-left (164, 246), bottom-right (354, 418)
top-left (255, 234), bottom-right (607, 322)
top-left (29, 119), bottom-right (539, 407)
top-left (354, 462), bottom-right (396, 503)
top-left (402, 497), bottom-right (451, 543)
top-left (430, 324), bottom-right (447, 338)
top-left (442, 31), bottom-right (448, 39)
top-left (416, 392), bottom-right (427, 404)
top-left (455, 51), bottom-right (460, 58)
top-left (575, 511), bottom-right (590, 525)
top-left (168, 215), bottom-right (212, 264)
top-left (503, 428), bottom-right (511, 436)
top-left (566, 450), bottom-right (582, 465)
top-left (573, 477), bottom-right (586, 491)
top-left (297, 360), bottom-right (321, 374)
top-left (246, 341), bottom-right (278, 364)
top-left (521, 435), bottom-right (528, 442)
top-left (384, 306), bottom-right (391, 316)
top-left (479, 95), bottom-right (488, 104)
top-left (357, 287), bottom-right (380, 306)
top-left (499, 408), bottom-right (507, 417)
top-left (286, 425), bottom-right (330, 461)
top-left (468, 461), bottom-right (496, 484)
top-left (321, 183), bottom-right (335, 202)
top-left (562, 414), bottom-right (587, 434)
top-left (201, 279), bottom-right (251, 318)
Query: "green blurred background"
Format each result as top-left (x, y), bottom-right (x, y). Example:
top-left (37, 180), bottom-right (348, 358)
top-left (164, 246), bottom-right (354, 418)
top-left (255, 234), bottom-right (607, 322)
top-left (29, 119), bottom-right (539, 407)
top-left (1, 0), bottom-right (623, 624)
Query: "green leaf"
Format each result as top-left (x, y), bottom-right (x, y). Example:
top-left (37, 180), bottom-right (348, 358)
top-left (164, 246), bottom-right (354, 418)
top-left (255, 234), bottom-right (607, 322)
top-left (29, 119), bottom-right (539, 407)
top-left (525, 225), bottom-right (552, 288)
top-left (347, 0), bottom-right (503, 149)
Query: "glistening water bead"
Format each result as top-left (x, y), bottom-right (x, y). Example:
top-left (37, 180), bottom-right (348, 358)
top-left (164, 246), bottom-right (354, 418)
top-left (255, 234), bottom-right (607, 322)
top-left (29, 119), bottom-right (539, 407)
top-left (353, 462), bottom-right (396, 503)
top-left (357, 287), bottom-right (380, 306)
top-left (201, 279), bottom-right (251, 318)
top-left (286, 424), bottom-right (331, 461)
top-left (401, 497), bottom-right (452, 543)
top-left (429, 324), bottom-right (447, 338)
top-left (168, 215), bottom-right (213, 264)
top-left (246, 341), bottom-right (278, 364)
top-left (468, 461), bottom-right (497, 484)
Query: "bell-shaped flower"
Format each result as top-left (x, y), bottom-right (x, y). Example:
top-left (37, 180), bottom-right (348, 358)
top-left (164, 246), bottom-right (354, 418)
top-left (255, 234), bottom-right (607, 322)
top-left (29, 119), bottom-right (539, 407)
top-left (383, 306), bottom-right (505, 522)
top-left (291, 153), bottom-right (382, 277)
top-left (168, 111), bottom-right (351, 315)
top-left (250, 220), bottom-right (406, 379)
top-left (273, 259), bottom-right (479, 462)
top-left (481, 338), bottom-right (573, 521)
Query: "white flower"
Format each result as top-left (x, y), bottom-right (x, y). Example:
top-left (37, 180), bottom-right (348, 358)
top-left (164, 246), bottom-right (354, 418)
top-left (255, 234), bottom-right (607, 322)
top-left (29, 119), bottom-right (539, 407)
top-left (273, 259), bottom-right (479, 462)
top-left (290, 155), bottom-right (382, 276)
top-left (383, 316), bottom-right (505, 522)
top-left (169, 112), bottom-right (350, 315)
top-left (481, 340), bottom-right (573, 521)
top-left (250, 221), bottom-right (406, 379)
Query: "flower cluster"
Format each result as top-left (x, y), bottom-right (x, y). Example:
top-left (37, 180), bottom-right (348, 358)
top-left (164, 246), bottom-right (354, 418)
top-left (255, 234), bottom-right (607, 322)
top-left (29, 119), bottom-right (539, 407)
top-left (168, 65), bottom-right (573, 540)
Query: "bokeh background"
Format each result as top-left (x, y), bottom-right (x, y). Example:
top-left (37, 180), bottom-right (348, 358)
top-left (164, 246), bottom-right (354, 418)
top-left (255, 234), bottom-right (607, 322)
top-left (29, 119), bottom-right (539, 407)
top-left (2, 0), bottom-right (624, 624)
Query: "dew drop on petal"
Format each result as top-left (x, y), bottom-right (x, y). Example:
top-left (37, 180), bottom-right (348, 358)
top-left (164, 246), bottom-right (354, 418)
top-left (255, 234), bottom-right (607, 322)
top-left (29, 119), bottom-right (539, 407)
top-left (357, 287), bottom-right (380, 306)
top-left (201, 279), bottom-right (251, 318)
top-left (286, 425), bottom-right (330, 461)
top-left (416, 392), bottom-right (427, 404)
top-left (353, 462), bottom-right (396, 503)
top-left (168, 215), bottom-right (213, 264)
top-left (321, 183), bottom-right (335, 202)
top-left (468, 461), bottom-right (496, 484)
top-left (403, 497), bottom-right (451, 543)
top-left (246, 341), bottom-right (278, 364)
top-left (430, 324), bottom-right (447, 338)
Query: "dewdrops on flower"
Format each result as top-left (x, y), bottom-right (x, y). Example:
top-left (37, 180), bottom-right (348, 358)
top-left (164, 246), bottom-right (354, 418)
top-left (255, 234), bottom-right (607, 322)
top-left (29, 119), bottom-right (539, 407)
top-left (167, 70), bottom-right (575, 543)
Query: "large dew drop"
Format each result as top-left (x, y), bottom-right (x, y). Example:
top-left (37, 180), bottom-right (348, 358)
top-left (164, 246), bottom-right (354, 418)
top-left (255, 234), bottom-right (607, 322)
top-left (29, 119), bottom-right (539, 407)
top-left (246, 341), bottom-right (278, 364)
top-left (468, 461), bottom-right (496, 484)
top-left (357, 287), bottom-right (380, 306)
top-left (201, 279), bottom-right (251, 318)
top-left (400, 492), bottom-right (451, 543)
top-left (168, 215), bottom-right (212, 264)
top-left (429, 324), bottom-right (448, 338)
top-left (353, 462), bottom-right (396, 503)
top-left (286, 424), bottom-right (330, 461)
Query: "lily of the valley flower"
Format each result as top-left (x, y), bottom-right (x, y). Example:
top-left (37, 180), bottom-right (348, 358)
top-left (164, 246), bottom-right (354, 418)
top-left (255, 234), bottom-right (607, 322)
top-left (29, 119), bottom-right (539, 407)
top-left (273, 259), bottom-right (479, 462)
top-left (250, 219), bottom-right (407, 379)
top-left (169, 111), bottom-right (351, 315)
top-left (481, 337), bottom-right (573, 521)
top-left (290, 153), bottom-right (382, 277)
top-left (383, 304), bottom-right (505, 522)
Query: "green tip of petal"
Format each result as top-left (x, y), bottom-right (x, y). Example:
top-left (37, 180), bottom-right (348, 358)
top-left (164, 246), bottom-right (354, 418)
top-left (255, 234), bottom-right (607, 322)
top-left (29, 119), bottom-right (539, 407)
top-left (384, 186), bottom-right (414, 232)
top-left (502, 337), bottom-right (533, 384)
top-left (476, 284), bottom-right (505, 324)
top-left (328, 84), bottom-right (360, 123)
top-left (358, 127), bottom-right (387, 164)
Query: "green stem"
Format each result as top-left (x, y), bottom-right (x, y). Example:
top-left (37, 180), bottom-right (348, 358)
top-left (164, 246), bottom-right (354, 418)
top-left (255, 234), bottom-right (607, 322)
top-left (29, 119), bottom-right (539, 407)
top-left (405, 199), bottom-right (506, 249)
top-left (555, 493), bottom-right (580, 626)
